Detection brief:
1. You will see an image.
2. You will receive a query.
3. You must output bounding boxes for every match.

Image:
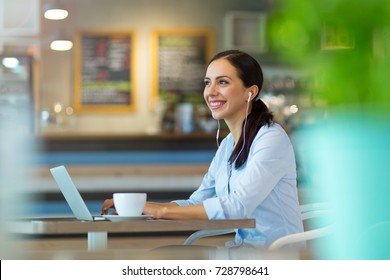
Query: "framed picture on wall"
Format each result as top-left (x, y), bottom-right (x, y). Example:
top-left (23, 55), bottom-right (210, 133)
top-left (0, 55), bottom-right (35, 132)
top-left (321, 23), bottom-right (355, 51)
top-left (224, 12), bottom-right (267, 53)
top-left (151, 29), bottom-right (214, 109)
top-left (74, 31), bottom-right (137, 113)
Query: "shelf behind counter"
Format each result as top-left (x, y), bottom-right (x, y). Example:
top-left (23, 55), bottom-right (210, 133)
top-left (39, 131), bottom-right (223, 152)
top-left (35, 131), bottom-right (223, 165)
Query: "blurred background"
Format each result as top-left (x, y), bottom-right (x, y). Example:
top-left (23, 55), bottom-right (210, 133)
top-left (1, 0), bottom-right (390, 259)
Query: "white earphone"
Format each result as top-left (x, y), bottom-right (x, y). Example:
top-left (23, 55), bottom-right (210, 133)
top-left (247, 91), bottom-right (253, 102)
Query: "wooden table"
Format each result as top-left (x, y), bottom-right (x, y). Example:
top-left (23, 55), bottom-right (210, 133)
top-left (7, 217), bottom-right (255, 251)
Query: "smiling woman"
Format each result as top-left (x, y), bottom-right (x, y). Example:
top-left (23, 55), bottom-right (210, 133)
top-left (102, 50), bottom-right (304, 249)
top-left (203, 50), bottom-right (272, 169)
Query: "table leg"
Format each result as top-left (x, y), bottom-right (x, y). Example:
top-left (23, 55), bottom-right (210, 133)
top-left (88, 232), bottom-right (107, 251)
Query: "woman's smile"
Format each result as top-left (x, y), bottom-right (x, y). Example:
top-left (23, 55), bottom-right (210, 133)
top-left (209, 100), bottom-right (226, 110)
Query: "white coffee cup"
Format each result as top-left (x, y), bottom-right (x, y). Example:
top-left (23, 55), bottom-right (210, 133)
top-left (113, 193), bottom-right (147, 216)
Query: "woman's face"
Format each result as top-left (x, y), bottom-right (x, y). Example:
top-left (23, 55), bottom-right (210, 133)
top-left (204, 58), bottom-right (249, 123)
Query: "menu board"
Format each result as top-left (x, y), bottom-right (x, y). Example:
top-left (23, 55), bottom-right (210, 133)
top-left (151, 29), bottom-right (214, 108)
top-left (74, 31), bottom-right (136, 112)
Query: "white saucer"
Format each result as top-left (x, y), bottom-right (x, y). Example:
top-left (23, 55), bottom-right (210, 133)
top-left (102, 215), bottom-right (153, 222)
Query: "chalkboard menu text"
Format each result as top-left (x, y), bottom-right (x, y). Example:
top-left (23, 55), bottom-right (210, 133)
top-left (151, 29), bottom-right (214, 108)
top-left (74, 31), bottom-right (136, 112)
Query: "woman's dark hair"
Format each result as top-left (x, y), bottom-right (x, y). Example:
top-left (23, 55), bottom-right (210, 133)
top-left (208, 50), bottom-right (274, 169)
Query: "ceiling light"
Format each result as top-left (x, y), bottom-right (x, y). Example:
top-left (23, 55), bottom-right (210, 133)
top-left (49, 29), bottom-right (73, 51)
top-left (50, 39), bottom-right (73, 51)
top-left (44, 1), bottom-right (68, 20)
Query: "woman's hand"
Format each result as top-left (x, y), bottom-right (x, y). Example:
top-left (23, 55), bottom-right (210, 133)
top-left (143, 202), bottom-right (208, 220)
top-left (143, 202), bottom-right (168, 219)
top-left (101, 198), bottom-right (116, 215)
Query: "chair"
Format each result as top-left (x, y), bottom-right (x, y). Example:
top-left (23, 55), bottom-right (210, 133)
top-left (183, 202), bottom-right (333, 251)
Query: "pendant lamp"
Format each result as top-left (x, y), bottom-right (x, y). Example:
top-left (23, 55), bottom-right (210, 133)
top-left (44, 1), bottom-right (68, 20)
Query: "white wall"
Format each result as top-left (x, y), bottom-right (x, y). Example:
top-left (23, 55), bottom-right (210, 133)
top-left (38, 0), bottom-right (267, 134)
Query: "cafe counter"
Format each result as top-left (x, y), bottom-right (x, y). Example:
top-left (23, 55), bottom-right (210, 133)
top-left (26, 132), bottom-right (221, 210)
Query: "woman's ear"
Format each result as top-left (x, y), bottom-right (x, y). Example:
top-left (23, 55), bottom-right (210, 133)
top-left (247, 86), bottom-right (259, 101)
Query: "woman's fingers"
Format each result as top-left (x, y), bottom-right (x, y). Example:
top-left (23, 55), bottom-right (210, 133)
top-left (101, 198), bottom-right (114, 214)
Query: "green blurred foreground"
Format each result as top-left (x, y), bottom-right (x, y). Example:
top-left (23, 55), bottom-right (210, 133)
top-left (270, 0), bottom-right (390, 259)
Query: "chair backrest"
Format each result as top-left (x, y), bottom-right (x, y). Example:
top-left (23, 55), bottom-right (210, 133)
top-left (183, 202), bottom-right (333, 248)
top-left (268, 202), bottom-right (333, 251)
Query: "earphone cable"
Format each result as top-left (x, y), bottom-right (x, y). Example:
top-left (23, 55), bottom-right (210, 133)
top-left (227, 99), bottom-right (250, 193)
top-left (232, 98), bottom-right (250, 165)
top-left (216, 120), bottom-right (220, 148)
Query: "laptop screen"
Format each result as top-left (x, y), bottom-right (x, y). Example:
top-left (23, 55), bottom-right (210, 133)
top-left (50, 165), bottom-right (94, 221)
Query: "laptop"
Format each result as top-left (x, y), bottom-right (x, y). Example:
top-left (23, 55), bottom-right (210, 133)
top-left (50, 165), bottom-right (106, 221)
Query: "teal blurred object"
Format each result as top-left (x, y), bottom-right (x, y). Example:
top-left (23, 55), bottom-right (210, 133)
top-left (295, 108), bottom-right (390, 259)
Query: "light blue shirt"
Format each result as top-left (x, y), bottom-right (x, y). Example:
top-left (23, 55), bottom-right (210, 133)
top-left (174, 122), bottom-right (304, 248)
